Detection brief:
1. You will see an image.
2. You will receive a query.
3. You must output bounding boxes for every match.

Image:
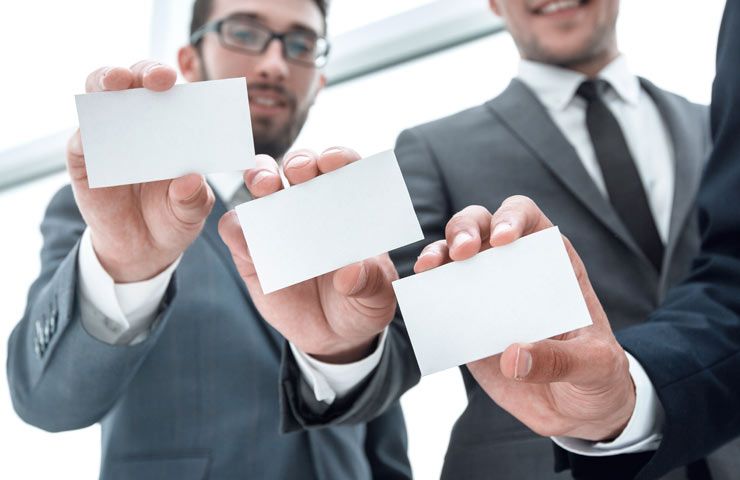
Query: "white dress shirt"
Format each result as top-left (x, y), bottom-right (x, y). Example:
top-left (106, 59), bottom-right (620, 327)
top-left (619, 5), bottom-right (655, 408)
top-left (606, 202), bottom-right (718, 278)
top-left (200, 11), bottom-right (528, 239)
top-left (77, 55), bottom-right (665, 455)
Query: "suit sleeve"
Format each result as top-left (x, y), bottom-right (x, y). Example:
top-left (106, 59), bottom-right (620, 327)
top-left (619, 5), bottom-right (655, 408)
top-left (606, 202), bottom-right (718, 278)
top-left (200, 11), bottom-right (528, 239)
top-left (280, 127), bottom-right (453, 431)
top-left (6, 185), bottom-right (179, 432)
top-left (556, 2), bottom-right (740, 478)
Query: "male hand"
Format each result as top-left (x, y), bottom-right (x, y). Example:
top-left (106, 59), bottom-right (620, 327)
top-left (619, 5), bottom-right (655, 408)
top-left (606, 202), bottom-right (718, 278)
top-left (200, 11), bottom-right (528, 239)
top-left (218, 148), bottom-right (398, 364)
top-left (68, 61), bottom-right (215, 282)
top-left (415, 196), bottom-right (636, 441)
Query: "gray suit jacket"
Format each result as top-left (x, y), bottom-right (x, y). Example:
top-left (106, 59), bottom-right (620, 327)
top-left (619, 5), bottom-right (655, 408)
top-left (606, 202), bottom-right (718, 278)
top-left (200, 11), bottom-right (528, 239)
top-left (281, 79), bottom-right (740, 479)
top-left (6, 188), bottom-right (412, 480)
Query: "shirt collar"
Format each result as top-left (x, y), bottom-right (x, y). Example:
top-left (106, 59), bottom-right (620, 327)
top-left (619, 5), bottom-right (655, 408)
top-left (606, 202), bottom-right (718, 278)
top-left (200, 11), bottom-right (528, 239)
top-left (517, 54), bottom-right (640, 111)
top-left (598, 55), bottom-right (641, 106)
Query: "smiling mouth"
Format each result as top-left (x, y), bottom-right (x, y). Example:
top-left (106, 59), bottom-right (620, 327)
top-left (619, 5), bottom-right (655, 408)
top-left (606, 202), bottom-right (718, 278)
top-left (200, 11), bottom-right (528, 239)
top-left (534, 0), bottom-right (588, 15)
top-left (249, 95), bottom-right (288, 109)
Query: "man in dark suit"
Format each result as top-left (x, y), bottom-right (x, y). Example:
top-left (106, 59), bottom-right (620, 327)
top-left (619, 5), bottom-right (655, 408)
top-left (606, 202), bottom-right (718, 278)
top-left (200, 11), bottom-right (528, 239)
top-left (6, 0), bottom-right (411, 478)
top-left (406, 0), bottom-right (740, 478)
top-left (239, 0), bottom-right (737, 478)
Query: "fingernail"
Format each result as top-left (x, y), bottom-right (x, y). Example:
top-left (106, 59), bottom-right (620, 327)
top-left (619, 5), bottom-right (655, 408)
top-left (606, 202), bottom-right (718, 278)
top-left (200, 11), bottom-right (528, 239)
top-left (99, 67), bottom-right (111, 90)
top-left (451, 232), bottom-right (473, 251)
top-left (145, 63), bottom-right (165, 75)
top-left (492, 222), bottom-right (513, 239)
top-left (348, 262), bottom-right (368, 295)
top-left (418, 248), bottom-right (436, 259)
top-left (287, 154), bottom-right (310, 169)
top-left (252, 170), bottom-right (274, 186)
top-left (515, 346), bottom-right (532, 380)
top-left (322, 147), bottom-right (344, 156)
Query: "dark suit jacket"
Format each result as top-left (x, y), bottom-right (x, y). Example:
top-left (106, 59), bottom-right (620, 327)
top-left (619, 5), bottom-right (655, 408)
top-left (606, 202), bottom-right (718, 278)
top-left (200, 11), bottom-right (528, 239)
top-left (557, 1), bottom-right (740, 479)
top-left (6, 189), bottom-right (412, 480)
top-left (279, 65), bottom-right (739, 478)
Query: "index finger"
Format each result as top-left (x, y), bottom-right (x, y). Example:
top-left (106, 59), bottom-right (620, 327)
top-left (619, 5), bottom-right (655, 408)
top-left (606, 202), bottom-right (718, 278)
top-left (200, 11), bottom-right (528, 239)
top-left (130, 60), bottom-right (177, 91)
top-left (85, 66), bottom-right (134, 93)
top-left (445, 205), bottom-right (492, 261)
top-left (489, 195), bottom-right (554, 247)
top-left (316, 147), bottom-right (362, 174)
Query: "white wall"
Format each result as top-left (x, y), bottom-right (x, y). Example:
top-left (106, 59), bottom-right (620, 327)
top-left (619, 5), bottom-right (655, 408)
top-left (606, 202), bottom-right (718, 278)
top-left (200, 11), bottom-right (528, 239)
top-left (0, 1), bottom-right (727, 479)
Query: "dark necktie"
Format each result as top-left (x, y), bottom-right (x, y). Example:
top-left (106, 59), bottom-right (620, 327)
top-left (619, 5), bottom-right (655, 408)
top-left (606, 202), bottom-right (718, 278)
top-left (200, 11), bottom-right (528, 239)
top-left (577, 79), bottom-right (664, 272)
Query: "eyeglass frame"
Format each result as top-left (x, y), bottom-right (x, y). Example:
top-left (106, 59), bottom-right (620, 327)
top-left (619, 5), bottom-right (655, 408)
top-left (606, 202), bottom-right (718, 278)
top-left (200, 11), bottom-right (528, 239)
top-left (189, 14), bottom-right (330, 68)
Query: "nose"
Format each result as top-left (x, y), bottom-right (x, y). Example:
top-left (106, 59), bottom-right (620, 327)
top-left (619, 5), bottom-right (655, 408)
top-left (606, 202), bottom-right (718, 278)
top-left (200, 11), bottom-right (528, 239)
top-left (255, 38), bottom-right (289, 82)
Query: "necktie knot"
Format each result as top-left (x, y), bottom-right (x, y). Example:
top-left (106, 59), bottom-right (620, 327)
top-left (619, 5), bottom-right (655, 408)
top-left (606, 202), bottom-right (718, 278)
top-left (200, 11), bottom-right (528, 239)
top-left (577, 79), bottom-right (608, 102)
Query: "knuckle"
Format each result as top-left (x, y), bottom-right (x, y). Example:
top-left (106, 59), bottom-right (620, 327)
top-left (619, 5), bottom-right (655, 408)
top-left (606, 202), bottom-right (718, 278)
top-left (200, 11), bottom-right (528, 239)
top-left (445, 216), bottom-right (469, 236)
top-left (547, 346), bottom-right (569, 380)
top-left (502, 195), bottom-right (529, 208)
top-left (455, 204), bottom-right (486, 218)
top-left (464, 204), bottom-right (491, 219)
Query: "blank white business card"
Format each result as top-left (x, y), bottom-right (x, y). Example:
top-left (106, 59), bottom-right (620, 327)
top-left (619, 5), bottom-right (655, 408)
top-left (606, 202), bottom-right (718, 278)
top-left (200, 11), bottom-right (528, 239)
top-left (235, 150), bottom-right (423, 294)
top-left (75, 77), bottom-right (255, 188)
top-left (393, 227), bottom-right (593, 376)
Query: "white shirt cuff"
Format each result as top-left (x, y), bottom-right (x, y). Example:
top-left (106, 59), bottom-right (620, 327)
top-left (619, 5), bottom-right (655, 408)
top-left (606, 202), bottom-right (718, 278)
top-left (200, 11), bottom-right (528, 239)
top-left (290, 328), bottom-right (388, 405)
top-left (552, 352), bottom-right (664, 456)
top-left (77, 228), bottom-right (180, 345)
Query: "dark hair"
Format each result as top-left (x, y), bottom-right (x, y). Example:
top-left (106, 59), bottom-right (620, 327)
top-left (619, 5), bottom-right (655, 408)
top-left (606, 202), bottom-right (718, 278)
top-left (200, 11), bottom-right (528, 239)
top-left (190, 0), bottom-right (329, 38)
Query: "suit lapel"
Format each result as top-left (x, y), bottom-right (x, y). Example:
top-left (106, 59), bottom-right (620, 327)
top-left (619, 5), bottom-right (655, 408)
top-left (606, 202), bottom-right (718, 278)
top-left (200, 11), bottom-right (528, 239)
top-left (485, 79), bottom-right (647, 262)
top-left (639, 78), bottom-right (704, 271)
top-left (201, 190), bottom-right (284, 351)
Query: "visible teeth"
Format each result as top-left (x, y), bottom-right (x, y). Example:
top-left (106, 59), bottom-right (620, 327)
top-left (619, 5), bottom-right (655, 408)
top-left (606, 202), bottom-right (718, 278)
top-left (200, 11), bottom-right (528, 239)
top-left (540, 0), bottom-right (580, 14)
top-left (253, 97), bottom-right (278, 107)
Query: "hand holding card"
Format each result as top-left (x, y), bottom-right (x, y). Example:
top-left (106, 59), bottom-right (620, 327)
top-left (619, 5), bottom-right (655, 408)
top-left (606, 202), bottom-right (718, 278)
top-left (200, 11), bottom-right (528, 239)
top-left (411, 197), bottom-right (636, 442)
top-left (68, 61), bottom-right (227, 283)
top-left (218, 148), bottom-right (422, 364)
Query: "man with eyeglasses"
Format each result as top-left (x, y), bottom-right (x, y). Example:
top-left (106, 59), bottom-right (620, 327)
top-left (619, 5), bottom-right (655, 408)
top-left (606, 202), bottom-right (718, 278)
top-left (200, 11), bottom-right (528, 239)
top-left (7, 1), bottom-right (411, 479)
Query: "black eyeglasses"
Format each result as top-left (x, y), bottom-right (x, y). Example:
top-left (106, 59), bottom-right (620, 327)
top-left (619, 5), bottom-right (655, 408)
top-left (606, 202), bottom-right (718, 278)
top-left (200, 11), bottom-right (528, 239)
top-left (190, 15), bottom-right (330, 68)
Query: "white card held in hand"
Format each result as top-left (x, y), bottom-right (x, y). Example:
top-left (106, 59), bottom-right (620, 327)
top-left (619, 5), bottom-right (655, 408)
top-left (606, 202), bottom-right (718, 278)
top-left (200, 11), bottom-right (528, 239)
top-left (235, 150), bottom-right (423, 294)
top-left (392, 227), bottom-right (592, 376)
top-left (75, 77), bottom-right (255, 188)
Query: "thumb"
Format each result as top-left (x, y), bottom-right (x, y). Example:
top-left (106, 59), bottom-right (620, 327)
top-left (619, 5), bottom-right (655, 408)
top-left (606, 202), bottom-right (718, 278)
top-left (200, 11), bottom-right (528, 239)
top-left (168, 174), bottom-right (215, 226)
top-left (499, 336), bottom-right (622, 387)
top-left (333, 255), bottom-right (398, 309)
top-left (66, 130), bottom-right (89, 185)
top-left (218, 210), bottom-right (258, 281)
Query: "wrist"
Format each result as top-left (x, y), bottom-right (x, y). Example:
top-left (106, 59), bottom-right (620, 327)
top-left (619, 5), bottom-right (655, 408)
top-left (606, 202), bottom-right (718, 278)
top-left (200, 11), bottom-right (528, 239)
top-left (306, 335), bottom-right (379, 364)
top-left (596, 358), bottom-right (637, 441)
top-left (91, 235), bottom-right (177, 283)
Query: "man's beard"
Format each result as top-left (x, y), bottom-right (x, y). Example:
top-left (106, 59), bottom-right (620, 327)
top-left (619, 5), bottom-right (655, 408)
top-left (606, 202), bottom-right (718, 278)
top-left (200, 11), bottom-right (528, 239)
top-left (251, 101), bottom-right (310, 159)
top-left (200, 63), bottom-right (309, 159)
